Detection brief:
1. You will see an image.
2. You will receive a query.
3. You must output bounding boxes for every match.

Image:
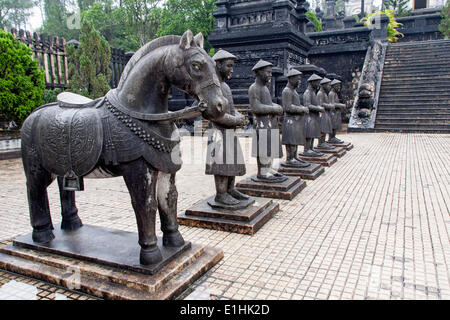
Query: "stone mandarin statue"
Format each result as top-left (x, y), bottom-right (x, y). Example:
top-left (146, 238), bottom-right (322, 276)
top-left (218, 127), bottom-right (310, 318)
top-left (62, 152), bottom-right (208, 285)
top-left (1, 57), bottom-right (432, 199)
top-left (328, 79), bottom-right (346, 144)
top-left (205, 50), bottom-right (251, 207)
top-left (248, 59), bottom-right (286, 182)
top-left (301, 74), bottom-right (324, 157)
top-left (281, 69), bottom-right (311, 168)
top-left (316, 77), bottom-right (336, 150)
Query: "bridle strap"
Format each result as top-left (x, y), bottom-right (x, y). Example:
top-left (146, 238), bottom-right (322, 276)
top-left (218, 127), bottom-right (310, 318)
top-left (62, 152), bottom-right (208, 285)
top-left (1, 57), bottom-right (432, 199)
top-left (106, 90), bottom-right (203, 122)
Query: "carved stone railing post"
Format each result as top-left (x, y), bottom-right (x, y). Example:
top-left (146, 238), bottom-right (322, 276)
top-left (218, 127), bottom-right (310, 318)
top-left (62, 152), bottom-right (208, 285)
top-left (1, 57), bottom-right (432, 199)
top-left (347, 39), bottom-right (388, 131)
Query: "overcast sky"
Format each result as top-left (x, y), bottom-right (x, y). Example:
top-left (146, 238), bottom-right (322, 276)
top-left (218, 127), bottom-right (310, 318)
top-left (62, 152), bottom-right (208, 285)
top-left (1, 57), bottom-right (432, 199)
top-left (29, 6), bottom-right (43, 31)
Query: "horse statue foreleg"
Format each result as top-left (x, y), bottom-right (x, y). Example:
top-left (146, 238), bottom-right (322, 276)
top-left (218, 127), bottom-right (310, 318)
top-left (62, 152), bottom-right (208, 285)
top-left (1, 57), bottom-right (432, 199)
top-left (157, 172), bottom-right (185, 247)
top-left (122, 159), bottom-right (162, 265)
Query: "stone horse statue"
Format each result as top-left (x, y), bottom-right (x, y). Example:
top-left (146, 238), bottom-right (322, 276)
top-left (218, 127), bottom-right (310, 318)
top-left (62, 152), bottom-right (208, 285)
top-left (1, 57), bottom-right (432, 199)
top-left (20, 30), bottom-right (227, 265)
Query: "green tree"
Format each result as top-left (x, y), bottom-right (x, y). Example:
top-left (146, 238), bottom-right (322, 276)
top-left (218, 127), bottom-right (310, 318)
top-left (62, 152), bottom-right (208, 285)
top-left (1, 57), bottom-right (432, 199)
top-left (382, 0), bottom-right (411, 17)
top-left (67, 20), bottom-right (111, 99)
top-left (82, 0), bottom-right (137, 51)
top-left (122, 0), bottom-right (163, 48)
top-left (439, 0), bottom-right (450, 39)
top-left (0, 0), bottom-right (35, 30)
top-left (77, 0), bottom-right (95, 11)
top-left (39, 0), bottom-right (80, 40)
top-left (0, 29), bottom-right (45, 124)
top-left (156, 0), bottom-right (216, 52)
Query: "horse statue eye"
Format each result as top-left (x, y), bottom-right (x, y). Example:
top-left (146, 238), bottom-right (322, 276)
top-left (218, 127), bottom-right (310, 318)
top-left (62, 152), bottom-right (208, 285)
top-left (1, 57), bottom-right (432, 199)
top-left (192, 63), bottom-right (201, 71)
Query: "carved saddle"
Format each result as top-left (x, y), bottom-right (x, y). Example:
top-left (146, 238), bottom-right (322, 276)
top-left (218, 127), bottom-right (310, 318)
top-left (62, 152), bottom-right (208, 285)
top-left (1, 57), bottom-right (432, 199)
top-left (34, 93), bottom-right (104, 190)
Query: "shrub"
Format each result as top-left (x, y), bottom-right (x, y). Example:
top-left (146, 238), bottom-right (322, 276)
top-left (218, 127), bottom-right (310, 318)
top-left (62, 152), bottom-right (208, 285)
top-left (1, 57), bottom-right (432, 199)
top-left (362, 10), bottom-right (404, 43)
top-left (439, 0), bottom-right (450, 39)
top-left (306, 11), bottom-right (323, 32)
top-left (43, 88), bottom-right (63, 105)
top-left (67, 20), bottom-right (111, 99)
top-left (0, 30), bottom-right (45, 125)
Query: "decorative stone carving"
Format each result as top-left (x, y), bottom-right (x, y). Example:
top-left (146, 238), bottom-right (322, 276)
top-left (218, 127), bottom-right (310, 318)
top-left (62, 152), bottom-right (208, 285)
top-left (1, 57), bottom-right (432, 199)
top-left (348, 40), bottom-right (388, 130)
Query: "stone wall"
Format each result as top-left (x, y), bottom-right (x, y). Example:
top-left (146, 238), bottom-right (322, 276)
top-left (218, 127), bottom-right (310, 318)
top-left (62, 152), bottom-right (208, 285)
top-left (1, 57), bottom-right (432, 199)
top-left (305, 26), bottom-right (370, 119)
top-left (397, 10), bottom-right (444, 42)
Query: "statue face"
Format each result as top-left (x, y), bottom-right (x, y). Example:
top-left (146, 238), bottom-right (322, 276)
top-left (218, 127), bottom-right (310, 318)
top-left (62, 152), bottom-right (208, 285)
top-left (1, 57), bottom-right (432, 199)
top-left (256, 66), bottom-right (273, 84)
top-left (323, 82), bottom-right (331, 92)
top-left (310, 79), bottom-right (320, 90)
top-left (332, 83), bottom-right (341, 92)
top-left (288, 75), bottom-right (301, 88)
top-left (217, 58), bottom-right (235, 80)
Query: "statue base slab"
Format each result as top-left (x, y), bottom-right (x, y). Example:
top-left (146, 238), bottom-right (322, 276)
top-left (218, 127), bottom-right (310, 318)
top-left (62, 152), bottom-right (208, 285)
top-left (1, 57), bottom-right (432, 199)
top-left (235, 176), bottom-right (306, 200)
top-left (328, 142), bottom-right (354, 151)
top-left (297, 153), bottom-right (338, 167)
top-left (278, 163), bottom-right (325, 180)
top-left (314, 146), bottom-right (347, 158)
top-left (0, 225), bottom-right (223, 300)
top-left (178, 197), bottom-right (279, 235)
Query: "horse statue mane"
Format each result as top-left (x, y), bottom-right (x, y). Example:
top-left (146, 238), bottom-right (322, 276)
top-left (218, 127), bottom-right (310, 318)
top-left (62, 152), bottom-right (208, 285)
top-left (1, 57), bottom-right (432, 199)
top-left (118, 35), bottom-right (182, 91)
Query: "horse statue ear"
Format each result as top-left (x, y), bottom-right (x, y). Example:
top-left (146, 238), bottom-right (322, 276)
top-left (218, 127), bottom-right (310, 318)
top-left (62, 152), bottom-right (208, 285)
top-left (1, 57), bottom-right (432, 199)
top-left (180, 30), bottom-right (194, 50)
top-left (194, 33), bottom-right (204, 49)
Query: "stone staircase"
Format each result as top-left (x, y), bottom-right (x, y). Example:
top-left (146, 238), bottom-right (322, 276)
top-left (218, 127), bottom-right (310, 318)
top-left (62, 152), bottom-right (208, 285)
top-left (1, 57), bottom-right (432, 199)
top-left (375, 39), bottom-right (450, 133)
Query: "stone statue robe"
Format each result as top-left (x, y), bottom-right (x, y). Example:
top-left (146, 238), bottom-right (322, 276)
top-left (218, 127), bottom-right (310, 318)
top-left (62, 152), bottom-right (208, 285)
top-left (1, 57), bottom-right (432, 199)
top-left (281, 86), bottom-right (307, 146)
top-left (317, 88), bottom-right (333, 134)
top-left (249, 83), bottom-right (283, 159)
top-left (205, 81), bottom-right (246, 176)
top-left (328, 88), bottom-right (343, 131)
top-left (303, 87), bottom-right (322, 139)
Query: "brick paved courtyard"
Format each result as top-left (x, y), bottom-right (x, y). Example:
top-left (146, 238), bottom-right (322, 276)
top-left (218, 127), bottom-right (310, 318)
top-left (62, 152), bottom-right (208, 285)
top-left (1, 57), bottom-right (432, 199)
top-left (0, 132), bottom-right (448, 300)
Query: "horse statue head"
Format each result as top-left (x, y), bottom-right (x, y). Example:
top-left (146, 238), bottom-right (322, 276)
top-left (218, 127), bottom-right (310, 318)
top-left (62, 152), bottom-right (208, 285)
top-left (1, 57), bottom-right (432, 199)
top-left (111, 30), bottom-right (226, 120)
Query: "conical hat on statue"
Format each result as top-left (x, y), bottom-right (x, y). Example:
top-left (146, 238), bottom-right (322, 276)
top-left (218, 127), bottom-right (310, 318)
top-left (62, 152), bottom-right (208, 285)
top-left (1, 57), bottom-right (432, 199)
top-left (320, 77), bottom-right (331, 85)
top-left (252, 59), bottom-right (273, 72)
top-left (213, 50), bottom-right (237, 61)
top-left (287, 69), bottom-right (302, 78)
top-left (331, 79), bottom-right (341, 85)
top-left (307, 74), bottom-right (322, 82)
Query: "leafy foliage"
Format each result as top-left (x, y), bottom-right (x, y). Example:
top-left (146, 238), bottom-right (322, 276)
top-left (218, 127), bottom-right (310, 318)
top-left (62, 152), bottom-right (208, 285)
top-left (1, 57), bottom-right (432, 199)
top-left (362, 10), bottom-right (404, 43)
top-left (0, 0), bottom-right (35, 29)
top-left (39, 0), bottom-right (80, 41)
top-left (0, 30), bottom-right (45, 124)
top-left (81, 1), bottom-right (138, 51)
top-left (122, 0), bottom-right (163, 49)
top-left (306, 11), bottom-right (323, 32)
top-left (67, 20), bottom-right (111, 99)
top-left (382, 0), bottom-right (411, 17)
top-left (43, 88), bottom-right (62, 104)
top-left (156, 0), bottom-right (216, 52)
top-left (439, 0), bottom-right (450, 39)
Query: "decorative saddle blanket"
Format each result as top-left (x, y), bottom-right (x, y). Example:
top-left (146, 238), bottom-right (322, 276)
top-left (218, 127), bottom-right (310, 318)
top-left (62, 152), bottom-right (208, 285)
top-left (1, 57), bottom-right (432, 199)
top-left (34, 99), bottom-right (104, 178)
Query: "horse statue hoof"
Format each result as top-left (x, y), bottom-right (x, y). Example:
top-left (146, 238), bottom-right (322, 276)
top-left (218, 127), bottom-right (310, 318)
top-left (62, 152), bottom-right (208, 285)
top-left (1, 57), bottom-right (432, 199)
top-left (163, 231), bottom-right (185, 248)
top-left (32, 228), bottom-right (55, 244)
top-left (140, 246), bottom-right (163, 265)
top-left (61, 216), bottom-right (83, 231)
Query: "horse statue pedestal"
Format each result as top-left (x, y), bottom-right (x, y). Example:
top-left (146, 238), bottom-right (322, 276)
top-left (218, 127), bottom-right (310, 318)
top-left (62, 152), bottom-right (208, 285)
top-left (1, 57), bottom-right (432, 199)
top-left (178, 196), bottom-right (279, 235)
top-left (0, 225), bottom-right (223, 300)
